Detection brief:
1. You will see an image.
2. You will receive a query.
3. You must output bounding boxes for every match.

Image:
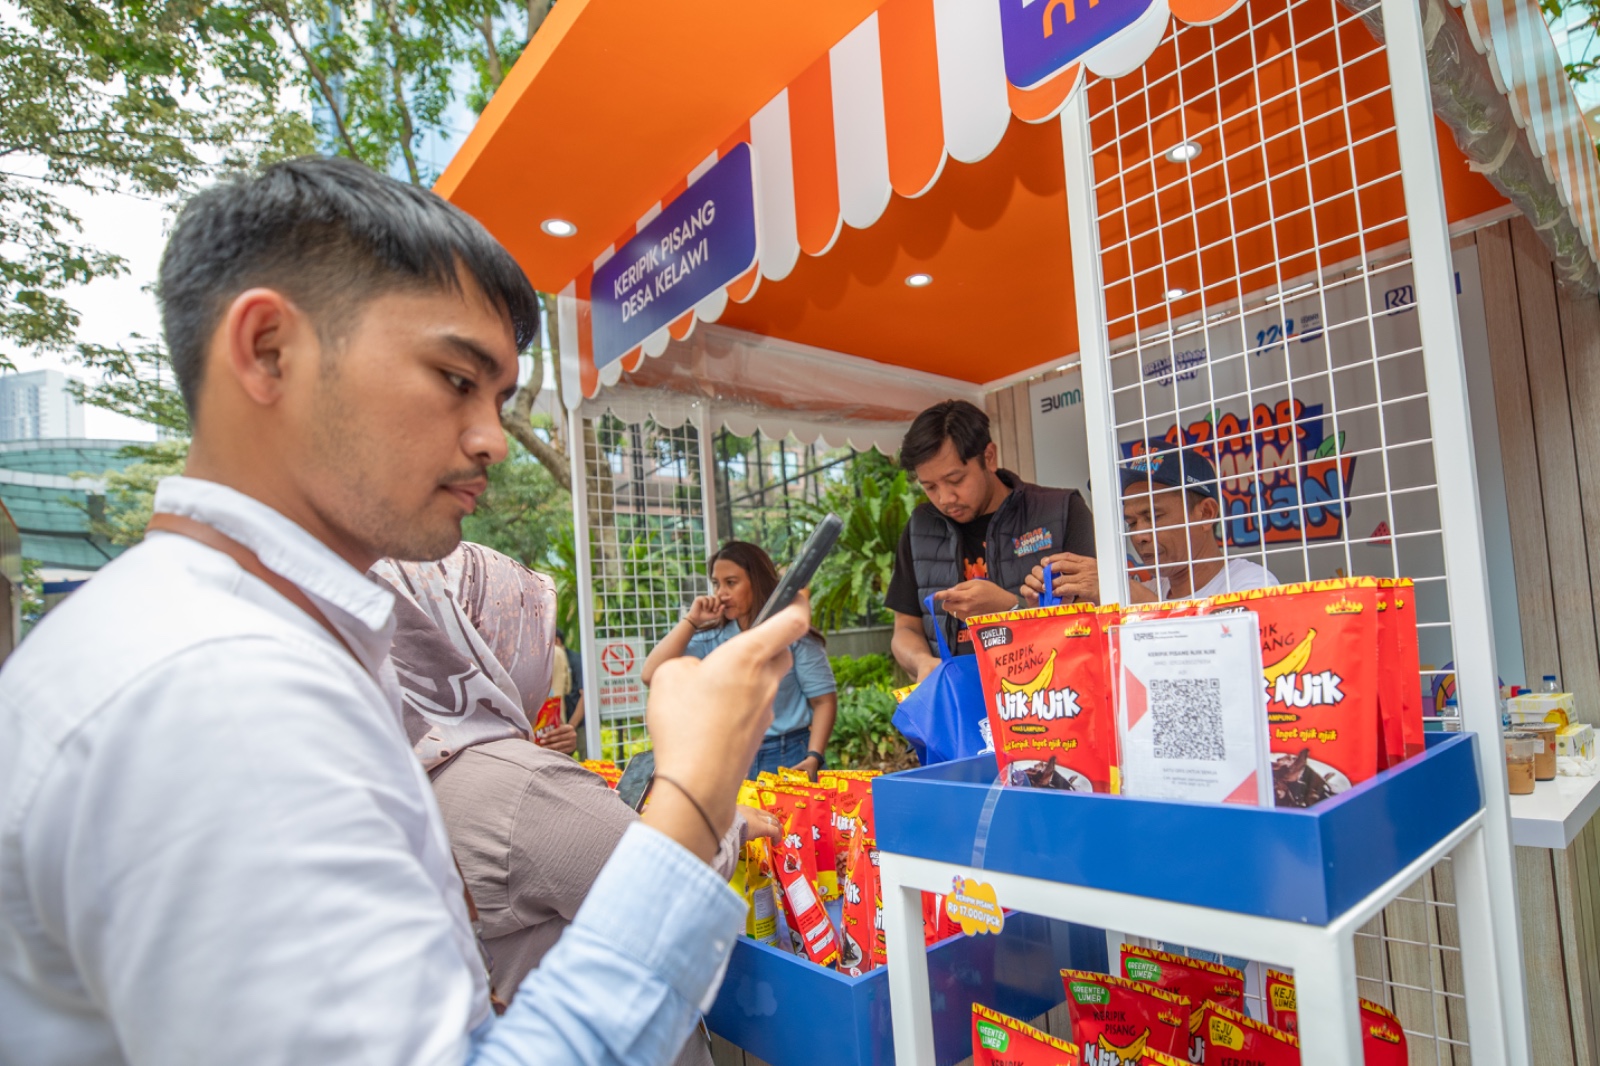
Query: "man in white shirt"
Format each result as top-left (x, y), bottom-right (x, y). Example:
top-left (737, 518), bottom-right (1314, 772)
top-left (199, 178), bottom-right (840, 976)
top-left (0, 156), bottom-right (806, 1066)
top-left (1025, 446), bottom-right (1277, 604)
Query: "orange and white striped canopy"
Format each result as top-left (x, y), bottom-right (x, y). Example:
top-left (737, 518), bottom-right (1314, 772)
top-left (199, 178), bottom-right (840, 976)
top-left (436, 0), bottom-right (1586, 401)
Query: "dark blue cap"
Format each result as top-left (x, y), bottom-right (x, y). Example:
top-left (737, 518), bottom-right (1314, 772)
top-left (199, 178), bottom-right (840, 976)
top-left (1120, 446), bottom-right (1218, 501)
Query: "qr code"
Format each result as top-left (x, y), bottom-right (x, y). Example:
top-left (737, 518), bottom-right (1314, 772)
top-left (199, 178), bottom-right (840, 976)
top-left (1151, 678), bottom-right (1225, 761)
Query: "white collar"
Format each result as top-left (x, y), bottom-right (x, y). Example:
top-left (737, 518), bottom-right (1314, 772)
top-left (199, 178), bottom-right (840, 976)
top-left (151, 476), bottom-right (397, 643)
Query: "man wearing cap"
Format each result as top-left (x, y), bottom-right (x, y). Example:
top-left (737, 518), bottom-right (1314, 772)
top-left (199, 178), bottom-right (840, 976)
top-left (1025, 446), bottom-right (1277, 604)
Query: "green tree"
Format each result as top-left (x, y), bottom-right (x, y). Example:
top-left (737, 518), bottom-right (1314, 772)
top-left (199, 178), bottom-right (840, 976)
top-left (0, 1), bottom-right (311, 370)
top-left (799, 451), bottom-right (922, 631)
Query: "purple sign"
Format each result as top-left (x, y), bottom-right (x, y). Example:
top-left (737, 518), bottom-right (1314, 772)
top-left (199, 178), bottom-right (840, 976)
top-left (998, 0), bottom-right (1155, 90)
top-left (591, 142), bottom-right (758, 369)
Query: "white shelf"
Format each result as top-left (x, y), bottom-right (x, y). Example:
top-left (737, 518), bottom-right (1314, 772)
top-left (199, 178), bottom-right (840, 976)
top-left (1509, 773), bottom-right (1600, 850)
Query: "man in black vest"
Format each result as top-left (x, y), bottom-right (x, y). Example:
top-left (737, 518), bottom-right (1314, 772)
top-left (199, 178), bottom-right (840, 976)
top-left (885, 400), bottom-right (1096, 680)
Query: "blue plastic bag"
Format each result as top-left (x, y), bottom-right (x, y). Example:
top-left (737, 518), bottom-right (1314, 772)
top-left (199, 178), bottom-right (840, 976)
top-left (890, 595), bottom-right (992, 765)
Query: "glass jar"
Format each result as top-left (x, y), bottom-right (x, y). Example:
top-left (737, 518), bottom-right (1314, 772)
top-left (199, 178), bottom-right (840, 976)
top-left (1505, 732), bottom-right (1539, 795)
top-left (1524, 722), bottom-right (1559, 780)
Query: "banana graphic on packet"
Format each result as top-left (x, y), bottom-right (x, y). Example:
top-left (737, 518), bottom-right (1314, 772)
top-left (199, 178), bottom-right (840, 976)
top-left (999, 649), bottom-right (1057, 697)
top-left (1096, 1030), bottom-right (1149, 1065)
top-left (1262, 628), bottom-right (1316, 683)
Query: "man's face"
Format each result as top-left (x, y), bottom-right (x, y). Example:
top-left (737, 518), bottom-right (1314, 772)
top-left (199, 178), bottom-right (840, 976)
top-left (289, 275), bottom-right (520, 563)
top-left (1122, 484), bottom-right (1215, 573)
top-left (913, 439), bottom-right (1000, 524)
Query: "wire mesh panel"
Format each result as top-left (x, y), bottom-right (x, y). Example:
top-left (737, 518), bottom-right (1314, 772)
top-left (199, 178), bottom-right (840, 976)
top-left (1079, 0), bottom-right (1473, 1057)
top-left (712, 429), bottom-right (856, 559)
top-left (1089, 0), bottom-right (1458, 713)
top-left (580, 412), bottom-right (708, 763)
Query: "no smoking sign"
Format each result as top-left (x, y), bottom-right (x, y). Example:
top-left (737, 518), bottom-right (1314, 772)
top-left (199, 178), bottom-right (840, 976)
top-left (600, 641), bottom-right (637, 677)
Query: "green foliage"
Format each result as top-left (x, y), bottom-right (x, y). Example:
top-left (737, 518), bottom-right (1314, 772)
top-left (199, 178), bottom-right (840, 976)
top-left (80, 439), bottom-right (191, 548)
top-left (800, 451), bottom-right (922, 631)
top-left (72, 338), bottom-right (191, 436)
top-left (0, 0), bottom-right (301, 365)
top-left (19, 558), bottom-right (45, 636)
top-left (830, 651), bottom-right (897, 693)
top-left (827, 652), bottom-right (916, 772)
top-left (1542, 0), bottom-right (1600, 85)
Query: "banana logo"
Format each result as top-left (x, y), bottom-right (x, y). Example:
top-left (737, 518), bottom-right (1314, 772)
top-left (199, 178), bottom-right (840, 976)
top-left (999, 649), bottom-right (1058, 697)
top-left (1096, 1029), bottom-right (1149, 1065)
top-left (1262, 628), bottom-right (1316, 684)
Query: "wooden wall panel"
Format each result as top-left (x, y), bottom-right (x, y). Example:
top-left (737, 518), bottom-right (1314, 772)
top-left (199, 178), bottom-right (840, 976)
top-left (1509, 220), bottom-right (1600, 716)
top-left (985, 390), bottom-right (1004, 468)
top-left (1010, 383), bottom-right (1038, 485)
top-left (1519, 847), bottom-right (1581, 1063)
top-left (1476, 223), bottom-right (1564, 689)
top-left (1558, 279), bottom-right (1600, 719)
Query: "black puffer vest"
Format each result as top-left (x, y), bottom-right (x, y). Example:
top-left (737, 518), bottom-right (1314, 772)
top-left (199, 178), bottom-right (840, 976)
top-left (909, 469), bottom-right (1091, 652)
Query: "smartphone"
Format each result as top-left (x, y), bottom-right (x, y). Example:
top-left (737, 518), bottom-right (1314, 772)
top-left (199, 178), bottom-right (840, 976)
top-left (615, 749), bottom-right (656, 812)
top-left (752, 514), bottom-right (843, 627)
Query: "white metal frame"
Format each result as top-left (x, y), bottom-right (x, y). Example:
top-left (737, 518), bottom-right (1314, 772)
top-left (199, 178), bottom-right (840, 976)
top-left (880, 809), bottom-right (1505, 1066)
top-left (1378, 0), bottom-right (1528, 1052)
top-left (568, 407), bottom-right (604, 758)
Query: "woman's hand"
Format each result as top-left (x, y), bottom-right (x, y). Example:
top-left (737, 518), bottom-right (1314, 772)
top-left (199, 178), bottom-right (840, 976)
top-left (737, 804), bottom-right (780, 842)
top-left (684, 594), bottom-right (725, 629)
top-left (534, 722), bottom-right (578, 755)
top-left (790, 754), bottom-right (821, 782)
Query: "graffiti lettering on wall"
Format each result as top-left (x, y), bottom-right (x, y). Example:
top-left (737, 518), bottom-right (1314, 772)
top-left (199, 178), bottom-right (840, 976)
top-left (1143, 348), bottom-right (1207, 386)
top-left (1123, 399), bottom-right (1357, 548)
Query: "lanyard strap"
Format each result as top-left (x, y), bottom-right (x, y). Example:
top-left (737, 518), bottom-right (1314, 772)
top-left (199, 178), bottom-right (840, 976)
top-left (144, 511), bottom-right (508, 1013)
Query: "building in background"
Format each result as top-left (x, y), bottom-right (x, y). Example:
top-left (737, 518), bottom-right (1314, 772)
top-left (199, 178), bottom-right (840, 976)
top-left (0, 440), bottom-right (139, 584)
top-left (0, 370), bottom-right (86, 441)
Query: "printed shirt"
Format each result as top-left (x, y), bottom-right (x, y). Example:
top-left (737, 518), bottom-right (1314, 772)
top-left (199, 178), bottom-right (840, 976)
top-left (685, 624), bottom-right (837, 735)
top-left (0, 476), bottom-right (744, 1066)
top-left (1153, 556), bottom-right (1281, 600)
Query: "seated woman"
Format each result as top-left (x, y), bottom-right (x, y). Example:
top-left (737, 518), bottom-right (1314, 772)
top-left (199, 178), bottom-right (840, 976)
top-left (372, 543), bottom-right (777, 1065)
top-left (642, 541), bottom-right (838, 779)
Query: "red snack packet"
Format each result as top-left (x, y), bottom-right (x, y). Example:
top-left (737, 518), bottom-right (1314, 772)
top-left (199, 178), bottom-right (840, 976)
top-left (760, 787), bottom-right (839, 967)
top-left (972, 1003), bottom-right (1079, 1065)
top-left (866, 836), bottom-right (887, 967)
top-left (780, 780), bottom-right (841, 900)
top-left (531, 696), bottom-right (564, 742)
top-left (1389, 580), bottom-right (1425, 759)
top-left (1264, 969), bottom-right (1297, 1035)
top-left (821, 771), bottom-right (878, 883)
top-left (967, 604), bottom-right (1117, 792)
top-left (580, 760), bottom-right (621, 787)
top-left (1202, 1002), bottom-right (1299, 1065)
top-left (1121, 945), bottom-right (1245, 1055)
top-left (1374, 586), bottom-right (1404, 770)
top-left (837, 827), bottom-right (877, 976)
top-left (922, 891), bottom-right (958, 946)
top-left (1211, 579), bottom-right (1386, 806)
top-left (1062, 969), bottom-right (1189, 1060)
top-left (1361, 999), bottom-right (1407, 1066)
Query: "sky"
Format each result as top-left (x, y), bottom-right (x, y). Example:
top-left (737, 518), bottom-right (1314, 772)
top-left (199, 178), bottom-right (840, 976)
top-left (5, 181), bottom-right (171, 442)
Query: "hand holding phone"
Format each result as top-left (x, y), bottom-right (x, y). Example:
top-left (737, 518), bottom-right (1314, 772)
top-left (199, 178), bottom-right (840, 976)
top-left (752, 514), bottom-right (842, 626)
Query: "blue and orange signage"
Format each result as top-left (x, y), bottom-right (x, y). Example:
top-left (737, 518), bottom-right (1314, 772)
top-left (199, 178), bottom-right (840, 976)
top-left (998, 0), bottom-right (1156, 89)
top-left (591, 142), bottom-right (758, 369)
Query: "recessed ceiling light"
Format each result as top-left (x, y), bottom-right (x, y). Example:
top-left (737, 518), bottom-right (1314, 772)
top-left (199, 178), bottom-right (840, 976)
top-left (541, 218), bottom-right (578, 238)
top-left (1166, 287), bottom-right (1190, 300)
top-left (905, 272), bottom-right (934, 288)
top-left (1164, 141), bottom-right (1202, 163)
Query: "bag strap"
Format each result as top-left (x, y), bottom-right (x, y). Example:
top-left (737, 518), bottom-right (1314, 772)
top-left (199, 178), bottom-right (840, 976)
top-left (145, 511), bottom-right (509, 1014)
top-left (923, 593), bottom-right (954, 662)
top-left (145, 512), bottom-right (360, 662)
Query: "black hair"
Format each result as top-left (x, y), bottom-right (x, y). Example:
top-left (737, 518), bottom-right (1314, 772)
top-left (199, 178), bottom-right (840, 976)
top-left (708, 539), bottom-right (826, 645)
top-left (158, 155), bottom-right (539, 418)
top-left (898, 399), bottom-right (992, 472)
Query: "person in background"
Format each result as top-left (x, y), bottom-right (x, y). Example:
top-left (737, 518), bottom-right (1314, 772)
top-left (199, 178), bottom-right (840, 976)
top-left (886, 400), bottom-right (1096, 681)
top-left (1025, 446), bottom-right (1277, 604)
top-left (556, 627), bottom-right (584, 724)
top-left (643, 541), bottom-right (836, 779)
top-left (373, 542), bottom-right (778, 1066)
top-left (0, 155), bottom-right (809, 1066)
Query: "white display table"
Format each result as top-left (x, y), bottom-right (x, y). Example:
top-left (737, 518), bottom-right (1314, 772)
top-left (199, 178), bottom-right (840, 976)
top-left (1509, 774), bottom-right (1600, 849)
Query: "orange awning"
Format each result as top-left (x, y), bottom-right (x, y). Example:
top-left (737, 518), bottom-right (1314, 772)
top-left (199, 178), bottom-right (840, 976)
top-left (441, 0), bottom-right (1515, 401)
